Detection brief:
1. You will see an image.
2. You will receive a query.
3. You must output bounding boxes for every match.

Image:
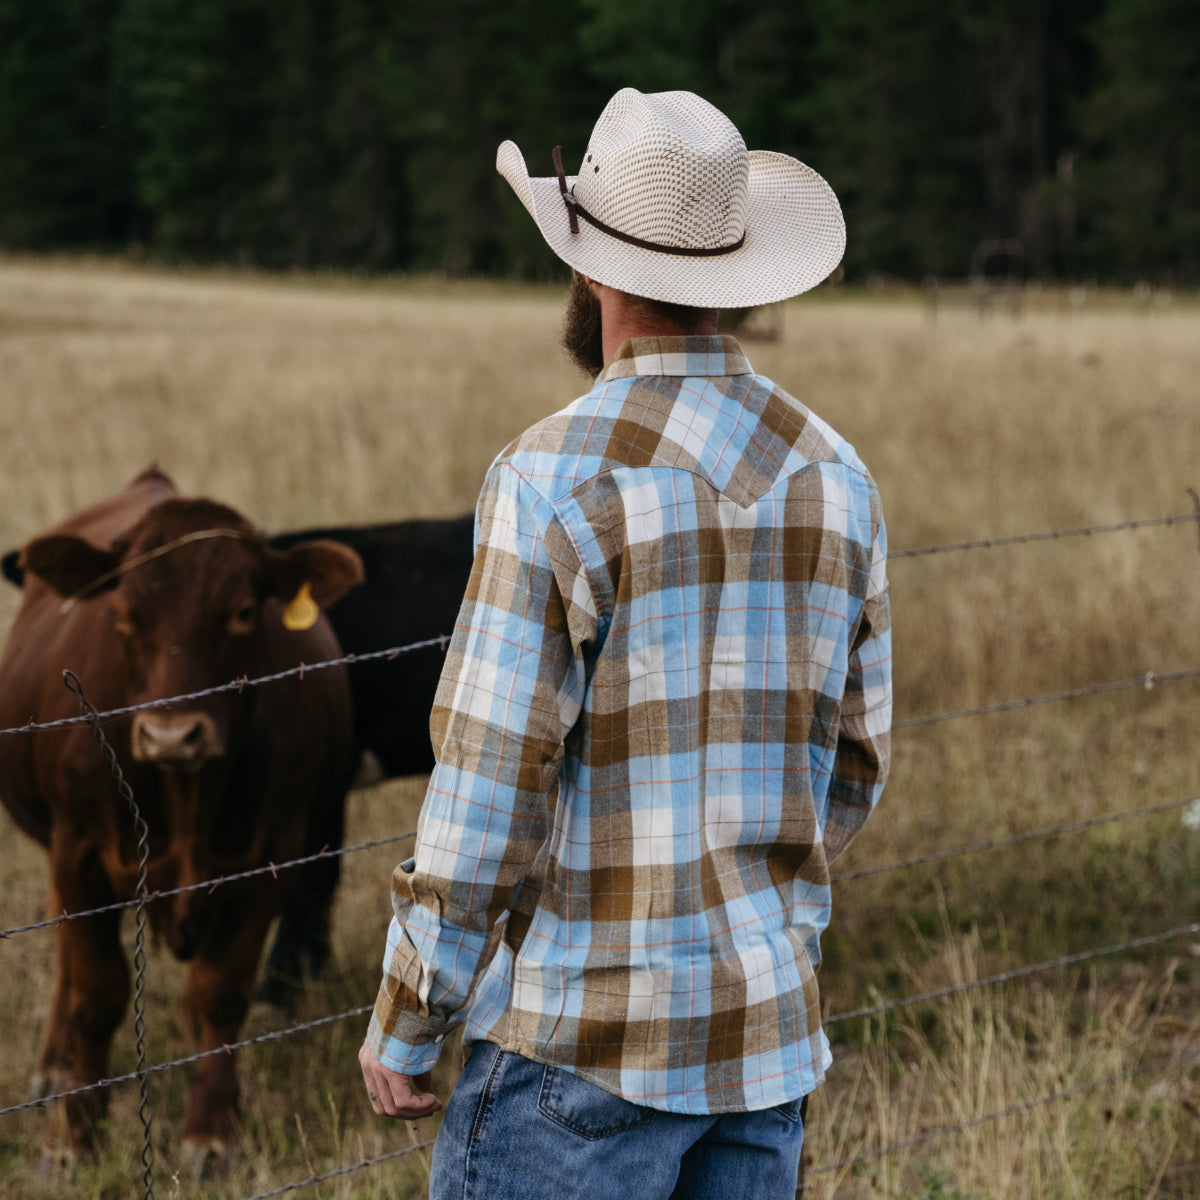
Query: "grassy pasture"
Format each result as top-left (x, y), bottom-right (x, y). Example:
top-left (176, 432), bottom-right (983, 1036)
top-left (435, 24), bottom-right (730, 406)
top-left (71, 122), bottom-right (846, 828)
top-left (0, 258), bottom-right (1197, 1198)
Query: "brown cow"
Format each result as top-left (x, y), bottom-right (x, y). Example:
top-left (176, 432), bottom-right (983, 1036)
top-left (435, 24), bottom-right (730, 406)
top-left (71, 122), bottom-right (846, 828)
top-left (0, 468), bottom-right (362, 1174)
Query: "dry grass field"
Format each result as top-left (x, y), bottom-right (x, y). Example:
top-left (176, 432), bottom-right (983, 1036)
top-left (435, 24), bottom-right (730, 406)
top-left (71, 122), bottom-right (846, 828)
top-left (0, 257), bottom-right (1197, 1199)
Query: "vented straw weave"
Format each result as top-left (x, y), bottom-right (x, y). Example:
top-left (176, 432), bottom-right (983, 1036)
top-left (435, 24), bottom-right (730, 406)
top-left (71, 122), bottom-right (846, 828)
top-left (498, 88), bottom-right (845, 308)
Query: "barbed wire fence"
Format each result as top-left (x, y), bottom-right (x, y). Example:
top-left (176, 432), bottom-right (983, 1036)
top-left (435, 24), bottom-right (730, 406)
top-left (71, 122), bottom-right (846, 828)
top-left (0, 505), bottom-right (1198, 1197)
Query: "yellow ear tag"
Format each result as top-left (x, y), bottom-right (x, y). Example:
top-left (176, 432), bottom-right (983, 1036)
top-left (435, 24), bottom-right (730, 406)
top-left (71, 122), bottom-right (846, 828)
top-left (283, 582), bottom-right (320, 631)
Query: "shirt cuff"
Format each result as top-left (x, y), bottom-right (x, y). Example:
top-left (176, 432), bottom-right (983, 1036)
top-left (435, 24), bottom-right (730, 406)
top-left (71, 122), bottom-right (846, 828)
top-left (365, 1001), bottom-right (445, 1078)
top-left (364, 911), bottom-right (449, 1077)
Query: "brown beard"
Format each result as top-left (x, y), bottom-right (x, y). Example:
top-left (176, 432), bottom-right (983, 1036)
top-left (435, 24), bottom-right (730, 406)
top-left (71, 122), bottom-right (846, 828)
top-left (560, 272), bottom-right (605, 377)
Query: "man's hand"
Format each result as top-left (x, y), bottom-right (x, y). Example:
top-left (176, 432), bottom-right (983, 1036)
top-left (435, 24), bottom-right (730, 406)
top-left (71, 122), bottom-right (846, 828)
top-left (358, 1039), bottom-right (442, 1119)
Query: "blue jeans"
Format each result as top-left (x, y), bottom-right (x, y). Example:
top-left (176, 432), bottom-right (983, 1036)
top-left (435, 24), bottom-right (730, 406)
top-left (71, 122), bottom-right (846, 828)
top-left (429, 1042), bottom-right (806, 1200)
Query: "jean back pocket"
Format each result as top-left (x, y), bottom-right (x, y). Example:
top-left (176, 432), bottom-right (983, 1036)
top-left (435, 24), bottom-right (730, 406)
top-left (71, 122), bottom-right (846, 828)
top-left (537, 1066), bottom-right (657, 1140)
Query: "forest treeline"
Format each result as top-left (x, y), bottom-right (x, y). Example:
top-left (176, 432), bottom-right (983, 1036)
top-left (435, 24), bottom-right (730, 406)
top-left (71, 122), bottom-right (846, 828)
top-left (0, 0), bottom-right (1196, 284)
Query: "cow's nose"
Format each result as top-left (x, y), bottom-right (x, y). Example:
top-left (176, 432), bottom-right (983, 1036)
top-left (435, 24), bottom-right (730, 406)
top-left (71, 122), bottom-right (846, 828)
top-left (131, 711), bottom-right (223, 767)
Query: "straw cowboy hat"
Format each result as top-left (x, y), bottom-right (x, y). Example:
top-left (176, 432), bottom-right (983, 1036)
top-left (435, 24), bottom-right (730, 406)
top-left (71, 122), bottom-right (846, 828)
top-left (496, 88), bottom-right (845, 309)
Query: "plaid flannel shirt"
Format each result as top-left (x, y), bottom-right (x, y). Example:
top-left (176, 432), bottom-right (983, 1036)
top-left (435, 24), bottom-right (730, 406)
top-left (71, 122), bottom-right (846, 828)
top-left (368, 334), bottom-right (891, 1114)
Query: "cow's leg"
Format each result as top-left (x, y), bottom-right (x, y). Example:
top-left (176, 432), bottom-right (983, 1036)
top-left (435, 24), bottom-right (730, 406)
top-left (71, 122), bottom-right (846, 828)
top-left (258, 789), bottom-right (345, 1009)
top-left (32, 876), bottom-right (72, 1099)
top-left (178, 894), bottom-right (276, 1178)
top-left (257, 851), bottom-right (340, 1009)
top-left (38, 843), bottom-right (129, 1164)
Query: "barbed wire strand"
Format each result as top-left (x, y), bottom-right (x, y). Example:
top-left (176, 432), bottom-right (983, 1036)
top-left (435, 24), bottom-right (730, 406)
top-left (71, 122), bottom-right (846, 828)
top-left (7, 917), bottom-right (1197, 1121)
top-left (824, 921), bottom-right (1200, 1028)
top-left (893, 666), bottom-right (1200, 730)
top-left (0, 502), bottom-right (1193, 740)
top-left (239, 1137), bottom-right (437, 1200)
top-left (0, 831), bottom-right (418, 941)
top-left (1, 646), bottom-right (1196, 748)
top-left (64, 670), bottom-right (156, 1200)
top-left (3, 770), bottom-right (1196, 946)
top-left (0, 636), bottom-right (452, 740)
top-left (809, 1043), bottom-right (1200, 1178)
top-left (889, 510), bottom-right (1198, 559)
top-left (0, 1006), bottom-right (373, 1120)
top-left (831, 793), bottom-right (1199, 883)
top-left (1, 639), bottom-right (1197, 751)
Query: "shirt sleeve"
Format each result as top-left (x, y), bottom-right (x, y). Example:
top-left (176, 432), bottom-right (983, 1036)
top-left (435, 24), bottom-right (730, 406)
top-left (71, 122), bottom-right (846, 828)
top-left (824, 485), bottom-right (892, 862)
top-left (366, 461), bottom-right (594, 1075)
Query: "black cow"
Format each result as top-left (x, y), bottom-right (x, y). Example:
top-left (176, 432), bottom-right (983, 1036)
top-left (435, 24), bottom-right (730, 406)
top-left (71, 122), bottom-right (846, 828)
top-left (259, 515), bottom-right (474, 1003)
top-left (267, 514), bottom-right (474, 781)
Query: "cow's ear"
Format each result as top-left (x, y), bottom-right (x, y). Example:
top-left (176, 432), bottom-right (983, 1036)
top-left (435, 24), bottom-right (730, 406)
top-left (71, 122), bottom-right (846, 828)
top-left (21, 535), bottom-right (121, 601)
top-left (2, 549), bottom-right (23, 588)
top-left (267, 539), bottom-right (364, 612)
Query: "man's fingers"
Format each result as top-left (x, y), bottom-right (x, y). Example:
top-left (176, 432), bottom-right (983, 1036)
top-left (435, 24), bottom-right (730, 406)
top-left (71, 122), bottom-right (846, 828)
top-left (397, 1081), bottom-right (441, 1117)
top-left (359, 1041), bottom-right (441, 1119)
top-left (379, 1074), bottom-right (442, 1119)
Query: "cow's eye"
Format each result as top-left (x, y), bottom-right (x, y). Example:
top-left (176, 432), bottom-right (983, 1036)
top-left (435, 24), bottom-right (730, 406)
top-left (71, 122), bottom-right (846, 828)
top-left (229, 603), bottom-right (257, 634)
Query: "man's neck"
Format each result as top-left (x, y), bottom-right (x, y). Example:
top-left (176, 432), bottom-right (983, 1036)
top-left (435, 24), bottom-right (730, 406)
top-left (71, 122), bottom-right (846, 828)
top-left (590, 281), bottom-right (719, 365)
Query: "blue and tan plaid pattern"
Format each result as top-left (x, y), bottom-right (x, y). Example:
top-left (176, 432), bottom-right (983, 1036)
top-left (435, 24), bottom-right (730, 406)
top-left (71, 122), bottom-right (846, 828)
top-left (369, 334), bottom-right (891, 1114)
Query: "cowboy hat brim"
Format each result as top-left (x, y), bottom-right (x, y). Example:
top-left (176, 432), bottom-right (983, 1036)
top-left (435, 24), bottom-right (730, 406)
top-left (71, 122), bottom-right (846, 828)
top-left (497, 140), bottom-right (846, 309)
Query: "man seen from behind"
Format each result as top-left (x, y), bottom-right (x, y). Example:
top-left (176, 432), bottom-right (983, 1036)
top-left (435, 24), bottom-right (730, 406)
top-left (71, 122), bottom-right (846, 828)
top-left (359, 87), bottom-right (892, 1199)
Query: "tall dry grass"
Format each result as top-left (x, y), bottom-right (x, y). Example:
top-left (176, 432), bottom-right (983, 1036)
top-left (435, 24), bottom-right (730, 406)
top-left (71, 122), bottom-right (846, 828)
top-left (0, 258), bottom-right (1197, 1198)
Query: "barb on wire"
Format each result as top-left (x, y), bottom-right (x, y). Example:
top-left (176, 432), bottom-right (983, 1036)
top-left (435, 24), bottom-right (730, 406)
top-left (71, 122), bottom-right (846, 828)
top-left (825, 921), bottom-right (1200, 1027)
top-left (893, 665), bottom-right (1200, 729)
top-left (0, 830), bottom-right (417, 942)
top-left (63, 670), bottom-right (156, 1200)
top-left (0, 636), bottom-right (453, 740)
top-left (832, 794), bottom-right (1199, 883)
top-left (890, 511), bottom-right (1197, 559)
top-left (1188, 486), bottom-right (1200, 554)
top-left (810, 1043), bottom-right (1200, 1177)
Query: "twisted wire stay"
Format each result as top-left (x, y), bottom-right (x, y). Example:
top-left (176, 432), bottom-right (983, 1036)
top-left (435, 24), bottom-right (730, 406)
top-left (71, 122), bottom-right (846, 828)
top-left (63, 670), bottom-right (156, 1200)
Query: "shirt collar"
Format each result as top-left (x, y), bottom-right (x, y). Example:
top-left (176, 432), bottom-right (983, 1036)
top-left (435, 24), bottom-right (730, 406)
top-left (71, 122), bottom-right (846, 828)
top-left (598, 334), bottom-right (753, 383)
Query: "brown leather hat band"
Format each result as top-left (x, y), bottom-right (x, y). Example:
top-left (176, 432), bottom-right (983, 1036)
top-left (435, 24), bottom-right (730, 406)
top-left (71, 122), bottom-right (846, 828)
top-left (552, 146), bottom-right (746, 259)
